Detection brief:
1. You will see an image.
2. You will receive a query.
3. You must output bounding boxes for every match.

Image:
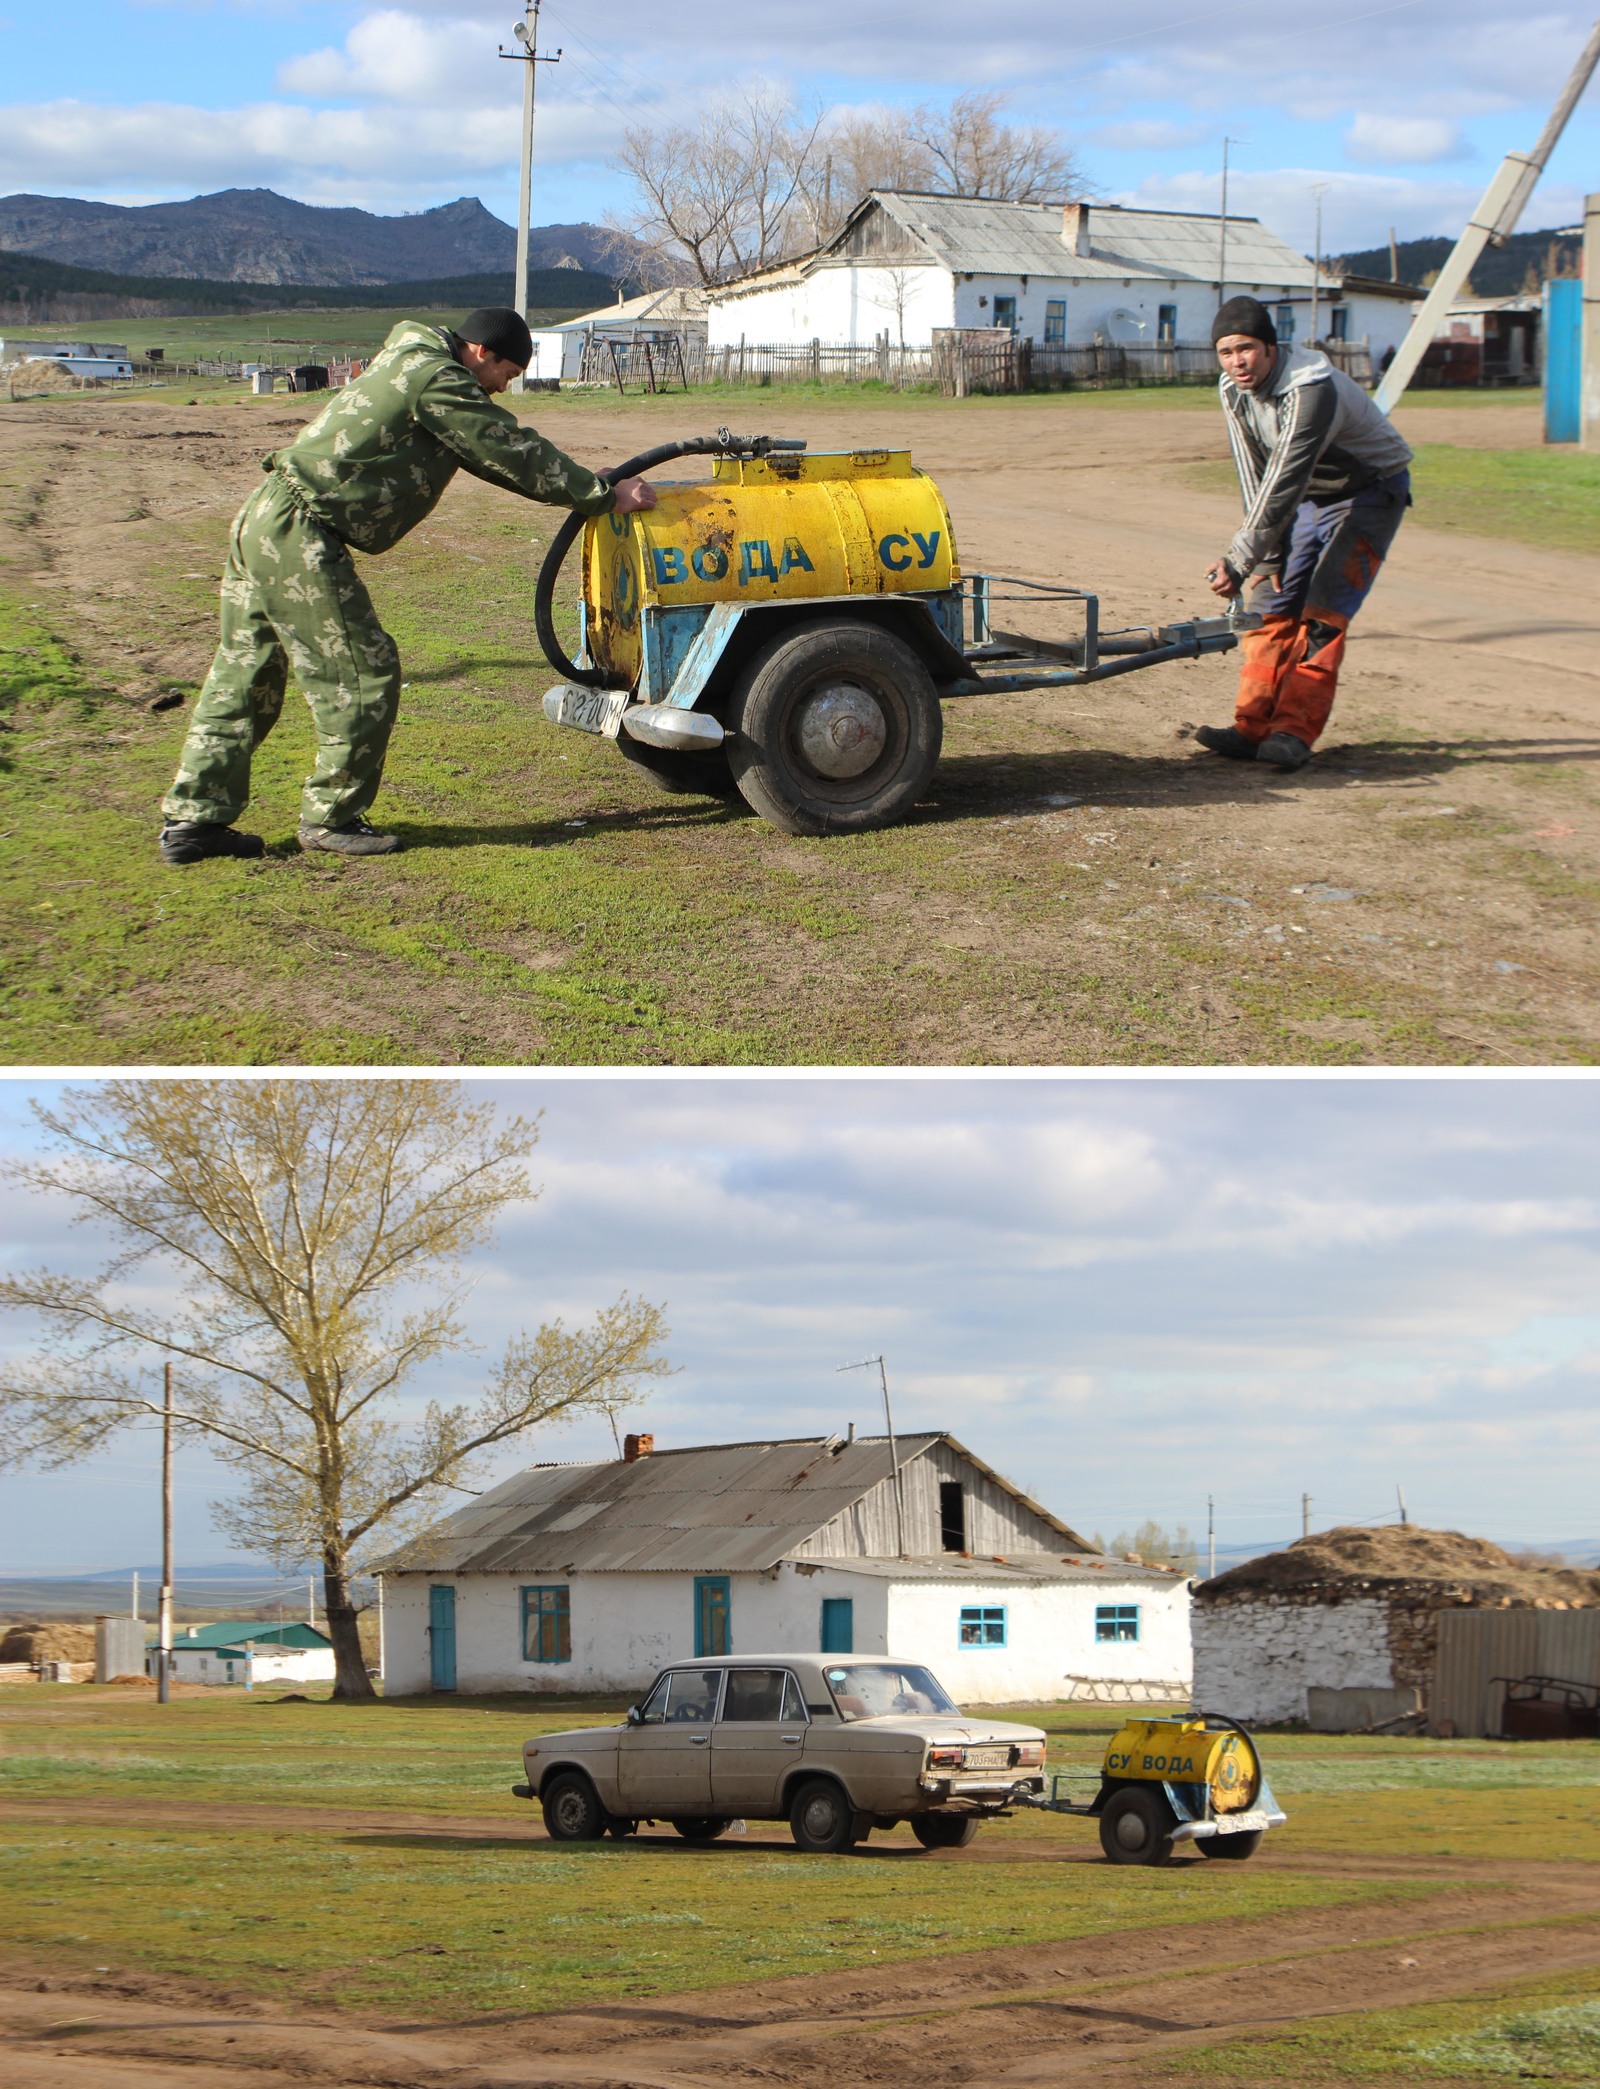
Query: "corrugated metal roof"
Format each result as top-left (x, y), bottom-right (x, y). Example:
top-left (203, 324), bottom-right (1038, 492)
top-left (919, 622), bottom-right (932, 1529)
top-left (799, 1555), bottom-right (1185, 1587)
top-left (374, 1431), bottom-right (1089, 1577)
top-left (155, 1621), bottom-right (331, 1649)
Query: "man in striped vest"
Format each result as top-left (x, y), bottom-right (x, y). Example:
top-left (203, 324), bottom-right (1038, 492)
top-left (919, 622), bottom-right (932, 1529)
top-left (1198, 295), bottom-right (1413, 771)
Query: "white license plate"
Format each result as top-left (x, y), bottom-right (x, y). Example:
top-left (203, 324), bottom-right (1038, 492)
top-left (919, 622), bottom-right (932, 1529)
top-left (962, 1746), bottom-right (1010, 1771)
top-left (556, 686), bottom-right (629, 738)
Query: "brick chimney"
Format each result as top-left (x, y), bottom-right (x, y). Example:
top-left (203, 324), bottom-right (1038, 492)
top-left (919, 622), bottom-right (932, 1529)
top-left (623, 1432), bottom-right (654, 1462)
top-left (1061, 202), bottom-right (1091, 257)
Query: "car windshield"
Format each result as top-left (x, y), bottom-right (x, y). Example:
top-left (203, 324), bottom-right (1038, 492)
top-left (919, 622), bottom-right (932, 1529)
top-left (821, 1663), bottom-right (958, 1720)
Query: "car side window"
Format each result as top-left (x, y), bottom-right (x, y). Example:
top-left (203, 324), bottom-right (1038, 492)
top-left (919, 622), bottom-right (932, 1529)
top-left (636, 1673), bottom-right (672, 1724)
top-left (780, 1671), bottom-right (809, 1725)
top-left (663, 1667), bottom-right (723, 1723)
top-left (720, 1668), bottom-right (787, 1722)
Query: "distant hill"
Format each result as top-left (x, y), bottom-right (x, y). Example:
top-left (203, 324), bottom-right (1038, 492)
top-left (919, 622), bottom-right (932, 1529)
top-left (1337, 223), bottom-right (1581, 299)
top-left (1, 251), bottom-right (624, 328)
top-left (0, 187), bottom-right (636, 287)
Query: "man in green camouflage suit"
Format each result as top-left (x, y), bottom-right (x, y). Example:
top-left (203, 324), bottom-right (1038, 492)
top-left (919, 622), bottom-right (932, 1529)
top-left (160, 308), bottom-right (655, 863)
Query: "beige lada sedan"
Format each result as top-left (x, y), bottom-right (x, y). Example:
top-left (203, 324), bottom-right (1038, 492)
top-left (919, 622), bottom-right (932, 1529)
top-left (512, 1653), bottom-right (1047, 1852)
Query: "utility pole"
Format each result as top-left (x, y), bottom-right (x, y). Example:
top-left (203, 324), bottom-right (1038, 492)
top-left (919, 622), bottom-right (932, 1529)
top-left (838, 1355), bottom-right (907, 1558)
top-left (1309, 183), bottom-right (1331, 346)
top-left (1207, 1494), bottom-right (1216, 1580)
top-left (1218, 139), bottom-right (1237, 300)
top-left (1396, 1484), bottom-right (1409, 1526)
top-left (131, 1568), bottom-right (139, 1621)
top-left (498, 0), bottom-right (561, 395)
top-left (308, 1575), bottom-right (316, 1629)
top-left (1301, 1492), bottom-right (1311, 1540)
top-left (157, 1362), bottom-right (174, 1705)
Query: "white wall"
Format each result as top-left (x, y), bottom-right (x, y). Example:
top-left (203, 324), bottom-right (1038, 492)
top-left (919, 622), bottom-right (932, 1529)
top-left (708, 264), bottom-right (954, 349)
top-left (159, 1646), bottom-right (336, 1688)
top-left (382, 1564), bottom-right (1189, 1704)
top-left (1191, 1597), bottom-right (1394, 1725)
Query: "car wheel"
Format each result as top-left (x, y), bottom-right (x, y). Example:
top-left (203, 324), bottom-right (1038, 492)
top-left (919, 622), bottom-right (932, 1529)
top-left (540, 1771), bottom-right (607, 1842)
top-left (726, 617), bottom-right (943, 836)
top-left (1098, 1786), bottom-right (1177, 1867)
top-left (1197, 1828), bottom-right (1263, 1861)
top-left (672, 1817), bottom-right (732, 1842)
top-left (789, 1777), bottom-right (859, 1853)
top-left (615, 730), bottom-right (740, 798)
top-left (911, 1814), bottom-right (980, 1850)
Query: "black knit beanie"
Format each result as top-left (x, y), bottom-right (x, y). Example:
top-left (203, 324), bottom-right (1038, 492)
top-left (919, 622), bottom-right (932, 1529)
top-left (458, 307), bottom-right (534, 368)
top-left (1211, 295), bottom-right (1277, 348)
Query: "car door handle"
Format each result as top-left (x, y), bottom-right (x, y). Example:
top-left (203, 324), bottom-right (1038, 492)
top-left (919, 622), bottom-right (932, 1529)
top-left (781, 1735), bottom-right (803, 1745)
top-left (689, 1734), bottom-right (710, 1745)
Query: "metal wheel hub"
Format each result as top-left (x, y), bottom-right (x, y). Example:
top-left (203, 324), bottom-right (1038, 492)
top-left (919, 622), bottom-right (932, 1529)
top-left (553, 1791), bottom-right (587, 1833)
top-left (794, 682), bottom-right (888, 778)
top-left (1114, 1811), bottom-right (1148, 1851)
top-left (802, 1795), bottom-right (841, 1838)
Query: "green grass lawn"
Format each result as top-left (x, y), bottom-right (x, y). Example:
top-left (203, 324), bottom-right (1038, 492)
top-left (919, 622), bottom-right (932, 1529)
top-left (9, 1684), bottom-right (1589, 2019)
top-left (0, 305), bottom-right (592, 366)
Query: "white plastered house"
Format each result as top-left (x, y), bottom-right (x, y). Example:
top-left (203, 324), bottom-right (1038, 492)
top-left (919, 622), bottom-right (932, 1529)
top-left (706, 190), bottom-right (1414, 361)
top-left (375, 1431), bottom-right (1191, 1704)
top-left (526, 285), bottom-right (708, 384)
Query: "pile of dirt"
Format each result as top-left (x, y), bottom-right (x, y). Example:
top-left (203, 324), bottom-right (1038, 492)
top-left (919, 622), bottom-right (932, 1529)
top-left (3, 358), bottom-right (80, 398)
top-left (0, 1622), bottom-right (98, 1664)
top-left (1199, 1525), bottom-right (1600, 1607)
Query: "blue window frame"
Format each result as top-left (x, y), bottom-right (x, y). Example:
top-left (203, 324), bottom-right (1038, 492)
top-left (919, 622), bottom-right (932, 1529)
top-left (522, 1584), bottom-right (571, 1663)
top-left (1096, 1604), bottom-right (1140, 1642)
top-left (695, 1575), bottom-right (731, 1657)
top-left (1044, 299), bottom-right (1066, 346)
top-left (959, 1605), bottom-right (1006, 1648)
top-left (992, 294), bottom-right (1018, 332)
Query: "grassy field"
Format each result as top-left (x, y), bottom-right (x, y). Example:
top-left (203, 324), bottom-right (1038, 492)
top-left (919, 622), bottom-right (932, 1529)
top-left (0, 305), bottom-right (593, 365)
top-left (3, 1682), bottom-right (1595, 2028)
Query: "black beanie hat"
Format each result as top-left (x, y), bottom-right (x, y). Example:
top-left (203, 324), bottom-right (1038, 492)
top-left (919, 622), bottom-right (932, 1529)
top-left (1211, 295), bottom-right (1277, 348)
top-left (458, 307), bottom-right (534, 368)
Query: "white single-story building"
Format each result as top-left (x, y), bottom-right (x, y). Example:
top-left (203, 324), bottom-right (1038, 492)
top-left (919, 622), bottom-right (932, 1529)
top-left (527, 285), bottom-right (707, 384)
top-left (147, 1620), bottom-right (336, 1688)
top-left (375, 1430), bottom-right (1191, 1703)
top-left (705, 191), bottom-right (1416, 360)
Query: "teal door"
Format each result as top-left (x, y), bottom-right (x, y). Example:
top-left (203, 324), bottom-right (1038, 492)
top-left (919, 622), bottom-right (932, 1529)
top-left (821, 1597), bottom-right (853, 1653)
top-left (428, 1584), bottom-right (456, 1692)
top-left (1545, 278), bottom-right (1581, 443)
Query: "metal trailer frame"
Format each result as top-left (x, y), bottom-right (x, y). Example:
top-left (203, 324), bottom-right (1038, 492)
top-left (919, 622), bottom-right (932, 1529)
top-left (545, 572), bottom-right (1258, 753)
top-left (1008, 1765), bottom-right (1287, 1848)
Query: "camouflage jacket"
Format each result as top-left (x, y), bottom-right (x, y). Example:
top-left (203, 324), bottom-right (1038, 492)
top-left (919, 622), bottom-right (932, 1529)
top-left (268, 320), bottom-right (615, 554)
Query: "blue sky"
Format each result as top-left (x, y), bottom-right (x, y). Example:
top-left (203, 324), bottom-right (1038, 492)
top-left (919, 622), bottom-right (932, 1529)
top-left (1, 3), bottom-right (1597, 258)
top-left (2, 1075), bottom-right (1597, 1576)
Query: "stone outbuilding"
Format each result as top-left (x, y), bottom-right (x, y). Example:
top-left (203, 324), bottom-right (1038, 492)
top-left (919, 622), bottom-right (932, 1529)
top-left (1192, 1525), bottom-right (1600, 1734)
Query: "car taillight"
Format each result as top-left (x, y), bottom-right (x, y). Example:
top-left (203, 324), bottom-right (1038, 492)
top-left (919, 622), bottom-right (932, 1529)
top-left (928, 1745), bottom-right (964, 1768)
top-left (1014, 1742), bottom-right (1045, 1767)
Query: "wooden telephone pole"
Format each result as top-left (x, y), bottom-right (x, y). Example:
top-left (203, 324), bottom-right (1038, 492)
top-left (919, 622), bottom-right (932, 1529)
top-left (156, 1362), bottom-right (174, 1704)
top-left (498, 0), bottom-right (562, 393)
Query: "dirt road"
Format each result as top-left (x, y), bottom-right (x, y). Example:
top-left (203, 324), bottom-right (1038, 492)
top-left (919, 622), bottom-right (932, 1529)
top-left (3, 387), bottom-right (1597, 1062)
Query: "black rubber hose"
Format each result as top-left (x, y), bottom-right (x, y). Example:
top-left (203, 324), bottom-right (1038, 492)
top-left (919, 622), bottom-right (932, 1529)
top-left (533, 433), bottom-right (804, 688)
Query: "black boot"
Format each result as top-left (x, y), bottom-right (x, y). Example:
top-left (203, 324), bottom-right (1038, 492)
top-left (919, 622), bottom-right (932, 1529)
top-left (159, 822), bottom-right (266, 866)
top-left (298, 815), bottom-right (402, 857)
top-left (1257, 732), bottom-right (1313, 770)
top-left (1194, 725), bottom-right (1259, 762)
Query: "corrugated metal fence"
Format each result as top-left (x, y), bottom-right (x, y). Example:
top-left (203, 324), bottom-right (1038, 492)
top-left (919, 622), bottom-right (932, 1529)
top-left (1432, 1609), bottom-right (1600, 1736)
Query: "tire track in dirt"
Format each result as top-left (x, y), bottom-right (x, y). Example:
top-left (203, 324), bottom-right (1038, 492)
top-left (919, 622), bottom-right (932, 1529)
top-left (3, 1868), bottom-right (1598, 2089)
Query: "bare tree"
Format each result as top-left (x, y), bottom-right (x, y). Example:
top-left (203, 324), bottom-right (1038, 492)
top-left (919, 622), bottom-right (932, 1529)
top-left (1094, 1520), bottom-right (1202, 1575)
top-left (0, 1081), bottom-right (670, 1699)
top-left (910, 89), bottom-right (1085, 203)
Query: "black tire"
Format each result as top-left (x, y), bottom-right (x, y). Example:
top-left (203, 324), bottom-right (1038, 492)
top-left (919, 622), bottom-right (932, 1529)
top-left (541, 1770), bottom-right (608, 1842)
top-left (788, 1777), bottom-right (859, 1853)
top-left (726, 617), bottom-right (942, 836)
top-left (672, 1817), bottom-right (731, 1842)
top-left (1197, 1828), bottom-right (1263, 1861)
top-left (912, 1814), bottom-right (980, 1850)
top-left (614, 729), bottom-right (739, 798)
top-left (1098, 1786), bottom-right (1177, 1867)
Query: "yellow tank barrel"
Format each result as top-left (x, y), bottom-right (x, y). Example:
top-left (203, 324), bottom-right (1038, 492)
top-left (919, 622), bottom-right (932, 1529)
top-left (1102, 1716), bottom-right (1261, 1813)
top-left (582, 449), bottom-right (960, 689)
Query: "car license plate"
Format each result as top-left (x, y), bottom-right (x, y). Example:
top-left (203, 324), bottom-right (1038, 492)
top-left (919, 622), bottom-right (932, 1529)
top-left (962, 1746), bottom-right (1010, 1771)
top-left (555, 685), bottom-right (629, 739)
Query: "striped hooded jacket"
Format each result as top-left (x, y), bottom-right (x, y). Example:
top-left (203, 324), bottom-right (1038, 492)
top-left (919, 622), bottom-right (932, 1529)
top-left (1220, 345), bottom-right (1412, 583)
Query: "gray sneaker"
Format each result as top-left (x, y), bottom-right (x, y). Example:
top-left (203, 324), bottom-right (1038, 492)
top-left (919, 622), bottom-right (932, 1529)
top-left (1256, 732), bottom-right (1313, 770)
top-left (297, 815), bottom-right (402, 857)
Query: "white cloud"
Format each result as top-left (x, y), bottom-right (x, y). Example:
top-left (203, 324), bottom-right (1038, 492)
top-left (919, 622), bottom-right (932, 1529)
top-left (1089, 119), bottom-right (1210, 152)
top-left (1345, 112), bottom-right (1469, 165)
top-left (277, 11), bottom-right (504, 107)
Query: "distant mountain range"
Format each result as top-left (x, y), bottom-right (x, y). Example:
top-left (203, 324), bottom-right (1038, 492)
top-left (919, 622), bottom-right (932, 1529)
top-left (1337, 223), bottom-right (1581, 299)
top-left (0, 187), bottom-right (631, 287)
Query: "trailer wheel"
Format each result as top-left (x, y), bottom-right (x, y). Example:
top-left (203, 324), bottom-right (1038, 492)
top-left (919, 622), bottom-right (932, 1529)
top-left (541, 1771), bottom-right (608, 1842)
top-left (672, 1817), bottom-right (732, 1842)
top-left (726, 618), bottom-right (942, 836)
top-left (1098, 1787), bottom-right (1177, 1866)
top-left (1197, 1829), bottom-right (1263, 1861)
top-left (615, 731), bottom-right (739, 798)
top-left (912, 1814), bottom-right (980, 1850)
top-left (789, 1777), bottom-right (859, 1853)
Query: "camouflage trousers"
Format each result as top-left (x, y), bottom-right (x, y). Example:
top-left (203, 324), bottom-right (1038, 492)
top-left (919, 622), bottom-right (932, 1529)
top-left (162, 472), bottom-right (401, 830)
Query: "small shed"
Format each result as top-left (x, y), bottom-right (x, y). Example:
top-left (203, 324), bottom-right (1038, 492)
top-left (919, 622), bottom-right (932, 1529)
top-left (1192, 1525), bottom-right (1600, 1733)
top-left (374, 1430), bottom-right (1192, 1703)
top-left (149, 1620), bottom-right (335, 1688)
top-left (527, 286), bottom-right (708, 385)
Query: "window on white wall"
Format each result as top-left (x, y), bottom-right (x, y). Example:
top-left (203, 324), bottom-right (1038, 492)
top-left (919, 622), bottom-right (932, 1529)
top-left (1157, 304), bottom-right (1177, 343)
top-left (959, 1605), bottom-right (1006, 1647)
top-left (1044, 300), bottom-right (1066, 346)
top-left (1096, 1604), bottom-right (1140, 1642)
top-left (992, 295), bottom-right (1017, 332)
